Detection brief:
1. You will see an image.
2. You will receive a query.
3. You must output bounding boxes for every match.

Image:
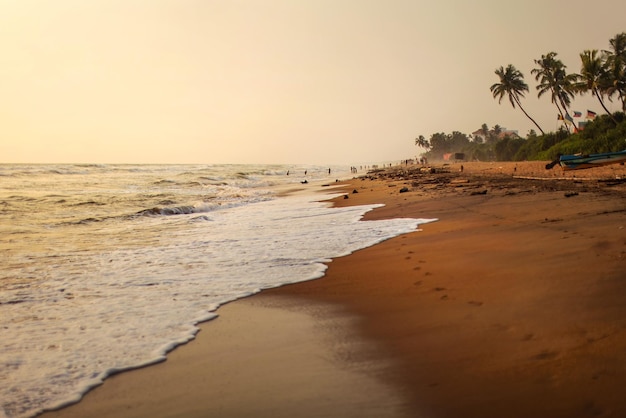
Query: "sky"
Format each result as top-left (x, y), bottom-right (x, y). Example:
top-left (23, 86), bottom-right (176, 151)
top-left (1, 0), bottom-right (625, 165)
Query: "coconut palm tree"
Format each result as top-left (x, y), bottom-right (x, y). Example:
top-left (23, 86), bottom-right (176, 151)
top-left (415, 135), bottom-right (430, 149)
top-left (604, 32), bottom-right (626, 111)
top-left (532, 52), bottom-right (577, 131)
top-left (476, 123), bottom-right (489, 144)
top-left (574, 49), bottom-right (617, 123)
top-left (490, 65), bottom-right (545, 135)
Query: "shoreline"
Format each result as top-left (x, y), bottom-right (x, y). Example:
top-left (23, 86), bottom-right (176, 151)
top-left (40, 161), bottom-right (626, 418)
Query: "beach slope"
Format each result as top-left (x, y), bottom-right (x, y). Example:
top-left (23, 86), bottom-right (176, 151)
top-left (41, 161), bottom-right (626, 418)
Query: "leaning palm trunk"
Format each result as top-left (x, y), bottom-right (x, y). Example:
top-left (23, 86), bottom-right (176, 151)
top-left (593, 87), bottom-right (619, 124)
top-left (556, 95), bottom-right (575, 133)
top-left (554, 100), bottom-right (570, 133)
top-left (514, 96), bottom-right (545, 134)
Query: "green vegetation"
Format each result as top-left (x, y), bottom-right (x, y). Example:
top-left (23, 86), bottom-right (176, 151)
top-left (517, 113), bottom-right (626, 161)
top-left (415, 32), bottom-right (626, 162)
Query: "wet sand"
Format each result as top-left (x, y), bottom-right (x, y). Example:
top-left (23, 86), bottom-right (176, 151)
top-left (41, 161), bottom-right (626, 418)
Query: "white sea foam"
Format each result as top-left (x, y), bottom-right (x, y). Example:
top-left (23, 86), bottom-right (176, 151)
top-left (0, 164), bottom-right (435, 418)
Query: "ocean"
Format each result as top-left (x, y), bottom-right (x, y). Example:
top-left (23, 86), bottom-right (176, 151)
top-left (0, 163), bottom-right (434, 418)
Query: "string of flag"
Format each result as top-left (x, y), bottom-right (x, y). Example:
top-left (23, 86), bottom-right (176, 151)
top-left (556, 110), bottom-right (596, 132)
top-left (557, 110), bottom-right (596, 122)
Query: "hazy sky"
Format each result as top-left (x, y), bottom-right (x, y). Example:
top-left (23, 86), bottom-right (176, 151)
top-left (2, 0), bottom-right (625, 165)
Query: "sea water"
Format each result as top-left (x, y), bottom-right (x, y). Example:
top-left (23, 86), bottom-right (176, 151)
top-left (0, 163), bottom-right (435, 418)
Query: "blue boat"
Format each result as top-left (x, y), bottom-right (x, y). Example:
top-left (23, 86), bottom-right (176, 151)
top-left (558, 149), bottom-right (626, 171)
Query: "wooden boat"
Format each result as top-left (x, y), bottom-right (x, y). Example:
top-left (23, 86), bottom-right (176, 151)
top-left (557, 149), bottom-right (626, 170)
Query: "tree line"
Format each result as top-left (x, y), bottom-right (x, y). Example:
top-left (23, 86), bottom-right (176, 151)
top-left (416, 32), bottom-right (626, 162)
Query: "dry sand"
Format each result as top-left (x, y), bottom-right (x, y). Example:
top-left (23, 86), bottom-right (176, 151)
top-left (40, 161), bottom-right (626, 418)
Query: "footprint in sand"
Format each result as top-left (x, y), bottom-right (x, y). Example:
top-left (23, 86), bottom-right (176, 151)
top-left (532, 350), bottom-right (559, 360)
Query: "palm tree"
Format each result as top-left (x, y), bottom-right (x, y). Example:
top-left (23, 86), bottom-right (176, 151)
top-left (490, 65), bottom-right (545, 135)
top-left (604, 32), bottom-right (626, 111)
top-left (574, 49), bottom-right (617, 123)
top-left (415, 135), bottom-right (430, 149)
top-left (480, 123), bottom-right (489, 137)
top-left (475, 123), bottom-right (489, 144)
top-left (532, 52), bottom-right (577, 131)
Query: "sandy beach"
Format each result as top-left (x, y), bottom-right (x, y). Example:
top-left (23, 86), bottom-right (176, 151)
top-left (40, 161), bottom-right (626, 418)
